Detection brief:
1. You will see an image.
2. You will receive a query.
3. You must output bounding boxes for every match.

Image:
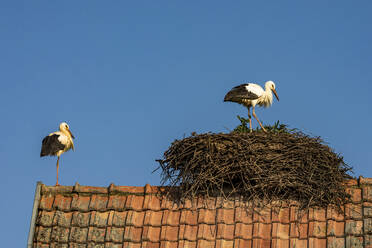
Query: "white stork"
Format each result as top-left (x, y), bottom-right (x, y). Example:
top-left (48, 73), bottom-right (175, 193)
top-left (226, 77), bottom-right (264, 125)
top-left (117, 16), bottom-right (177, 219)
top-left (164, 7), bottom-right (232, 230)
top-left (224, 81), bottom-right (279, 132)
top-left (40, 122), bottom-right (75, 186)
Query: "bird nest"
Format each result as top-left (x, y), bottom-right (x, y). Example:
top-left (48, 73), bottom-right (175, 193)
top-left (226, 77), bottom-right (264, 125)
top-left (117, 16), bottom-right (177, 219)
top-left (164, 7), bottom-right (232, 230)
top-left (156, 121), bottom-right (352, 211)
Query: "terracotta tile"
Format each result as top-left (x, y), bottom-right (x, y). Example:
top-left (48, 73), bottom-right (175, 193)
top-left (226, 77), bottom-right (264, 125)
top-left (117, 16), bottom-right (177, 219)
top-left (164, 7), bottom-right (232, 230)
top-left (198, 209), bottom-right (216, 224)
top-left (126, 211), bottom-right (145, 227)
top-left (141, 242), bottom-right (160, 248)
top-left (105, 227), bottom-right (124, 243)
top-left (235, 239), bottom-right (252, 248)
top-left (50, 226), bottom-right (70, 242)
top-left (347, 188), bottom-right (362, 203)
top-left (180, 210), bottom-right (198, 225)
top-left (309, 208), bottom-right (326, 222)
top-left (71, 195), bottom-right (91, 211)
top-left (364, 218), bottom-right (372, 234)
top-left (159, 241), bottom-right (178, 248)
top-left (199, 197), bottom-right (216, 210)
top-left (91, 211), bottom-right (109, 227)
top-left (216, 224), bottom-right (234, 239)
top-left (50, 243), bottom-right (69, 248)
top-left (37, 211), bottom-right (55, 226)
top-left (122, 242), bottom-right (141, 248)
top-left (360, 177), bottom-right (372, 185)
top-left (53, 194), bottom-right (72, 211)
top-left (179, 240), bottom-right (197, 248)
top-left (365, 235), bottom-right (372, 248)
top-left (162, 210), bottom-right (180, 226)
top-left (252, 239), bottom-right (271, 248)
top-left (88, 243), bottom-right (104, 248)
top-left (181, 198), bottom-right (194, 209)
top-left (216, 196), bottom-right (234, 209)
top-left (235, 207), bottom-right (253, 224)
top-left (364, 202), bottom-right (372, 217)
top-left (345, 203), bottom-right (362, 220)
top-left (70, 227), bottom-right (88, 243)
top-left (272, 208), bottom-right (290, 224)
top-left (363, 185), bottom-right (372, 202)
top-left (272, 223), bottom-right (289, 240)
top-left (290, 206), bottom-right (299, 222)
top-left (123, 226), bottom-right (142, 242)
top-left (345, 220), bottom-right (363, 235)
top-left (88, 227), bottom-right (106, 242)
top-left (215, 239), bottom-right (234, 248)
top-left (289, 239), bottom-right (307, 248)
top-left (72, 212), bottom-right (90, 227)
top-left (253, 223), bottom-right (272, 240)
top-left (327, 206), bottom-right (344, 221)
top-left (308, 238), bottom-right (326, 248)
top-left (327, 220), bottom-right (344, 237)
top-left (143, 195), bottom-right (161, 211)
top-left (143, 226), bottom-right (161, 242)
top-left (89, 195), bottom-right (108, 210)
top-left (160, 226), bottom-right (179, 241)
top-left (217, 208), bottom-right (235, 224)
top-left (33, 242), bottom-right (50, 248)
top-left (235, 223), bottom-right (253, 239)
top-left (345, 179), bottom-right (358, 186)
top-left (290, 223), bottom-right (299, 238)
top-left (107, 195), bottom-right (127, 210)
top-left (327, 237), bottom-right (345, 248)
top-left (112, 211), bottom-right (127, 227)
top-left (53, 211), bottom-right (72, 227)
top-left (197, 224), bottom-right (216, 240)
top-left (308, 221), bottom-right (326, 238)
top-left (183, 225), bottom-right (198, 241)
top-left (271, 239), bottom-right (289, 247)
top-left (345, 236), bottom-right (364, 248)
top-left (104, 243), bottom-right (122, 248)
top-left (196, 240), bottom-right (215, 248)
top-left (160, 197), bottom-right (180, 210)
top-left (144, 211), bottom-right (163, 226)
top-left (36, 226), bottom-right (52, 243)
top-left (39, 195), bottom-right (55, 210)
top-left (253, 207), bottom-right (271, 224)
top-left (125, 195), bottom-right (144, 210)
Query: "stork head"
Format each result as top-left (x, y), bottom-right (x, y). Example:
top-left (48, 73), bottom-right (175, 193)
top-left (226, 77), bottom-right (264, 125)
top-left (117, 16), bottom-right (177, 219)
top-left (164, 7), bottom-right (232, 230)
top-left (265, 81), bottom-right (279, 101)
top-left (59, 122), bottom-right (75, 139)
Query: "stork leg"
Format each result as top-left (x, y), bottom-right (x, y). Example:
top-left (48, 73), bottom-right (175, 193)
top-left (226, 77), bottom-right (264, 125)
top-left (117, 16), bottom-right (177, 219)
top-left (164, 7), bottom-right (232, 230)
top-left (252, 107), bottom-right (267, 132)
top-left (56, 156), bottom-right (60, 186)
top-left (247, 107), bottom-right (252, 132)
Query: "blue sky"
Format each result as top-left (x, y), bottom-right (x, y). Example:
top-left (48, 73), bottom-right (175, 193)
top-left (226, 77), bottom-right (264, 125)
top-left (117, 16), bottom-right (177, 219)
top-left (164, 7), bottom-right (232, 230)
top-left (1, 1), bottom-right (372, 246)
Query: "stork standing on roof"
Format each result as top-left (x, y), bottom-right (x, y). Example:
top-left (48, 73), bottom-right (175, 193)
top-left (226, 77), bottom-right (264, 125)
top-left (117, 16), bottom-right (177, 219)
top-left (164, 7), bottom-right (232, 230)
top-left (40, 122), bottom-right (75, 186)
top-left (224, 81), bottom-right (279, 132)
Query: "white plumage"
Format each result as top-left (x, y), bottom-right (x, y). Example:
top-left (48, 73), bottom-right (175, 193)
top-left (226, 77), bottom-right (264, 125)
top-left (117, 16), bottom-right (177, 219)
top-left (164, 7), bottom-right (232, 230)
top-left (40, 122), bottom-right (75, 186)
top-left (224, 81), bottom-right (279, 132)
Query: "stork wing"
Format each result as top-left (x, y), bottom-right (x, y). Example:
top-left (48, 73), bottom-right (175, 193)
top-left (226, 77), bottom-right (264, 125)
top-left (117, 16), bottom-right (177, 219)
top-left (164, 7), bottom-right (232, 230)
top-left (224, 84), bottom-right (260, 102)
top-left (40, 134), bottom-right (66, 157)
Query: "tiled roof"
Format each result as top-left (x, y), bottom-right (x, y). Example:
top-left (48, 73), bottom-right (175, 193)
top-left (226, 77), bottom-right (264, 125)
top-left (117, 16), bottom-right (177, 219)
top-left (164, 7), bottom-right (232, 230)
top-left (29, 177), bottom-right (372, 248)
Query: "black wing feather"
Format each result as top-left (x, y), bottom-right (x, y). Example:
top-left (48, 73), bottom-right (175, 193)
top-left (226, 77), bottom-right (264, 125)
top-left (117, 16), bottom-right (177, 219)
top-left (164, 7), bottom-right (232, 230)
top-left (224, 84), bottom-right (259, 102)
top-left (40, 134), bottom-right (65, 157)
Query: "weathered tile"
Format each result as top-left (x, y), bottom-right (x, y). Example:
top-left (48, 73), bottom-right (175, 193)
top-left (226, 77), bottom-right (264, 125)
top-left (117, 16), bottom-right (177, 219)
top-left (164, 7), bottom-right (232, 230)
top-left (123, 226), bottom-right (142, 242)
top-left (107, 195), bottom-right (127, 210)
top-left (88, 227), bottom-right (106, 242)
top-left (327, 220), bottom-right (344, 237)
top-left (327, 237), bottom-right (345, 248)
top-left (112, 211), bottom-right (127, 227)
top-left (125, 195), bottom-right (144, 211)
top-left (71, 195), bottom-right (91, 211)
top-left (53, 194), bottom-right (72, 211)
top-left (50, 226), bottom-right (70, 242)
top-left (345, 236), bottom-right (363, 248)
top-left (144, 211), bottom-right (163, 226)
top-left (37, 211), bottom-right (55, 226)
top-left (180, 210), bottom-right (198, 225)
top-left (70, 227), bottom-right (88, 243)
top-left (106, 227), bottom-right (124, 243)
top-left (90, 195), bottom-right (108, 210)
top-left (126, 211), bottom-right (145, 227)
top-left (345, 220), bottom-right (363, 235)
top-left (72, 212), bottom-right (90, 227)
top-left (53, 211), bottom-right (72, 227)
top-left (308, 221), bottom-right (326, 238)
top-left (36, 226), bottom-right (52, 243)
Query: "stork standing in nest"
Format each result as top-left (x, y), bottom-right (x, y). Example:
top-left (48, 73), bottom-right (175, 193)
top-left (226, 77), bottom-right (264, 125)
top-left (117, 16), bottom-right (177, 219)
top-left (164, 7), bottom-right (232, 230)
top-left (224, 81), bottom-right (279, 132)
top-left (40, 122), bottom-right (75, 186)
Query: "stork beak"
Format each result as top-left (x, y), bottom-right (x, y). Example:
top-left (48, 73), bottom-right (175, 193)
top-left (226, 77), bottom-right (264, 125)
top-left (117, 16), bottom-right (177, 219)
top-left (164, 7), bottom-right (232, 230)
top-left (68, 129), bottom-right (75, 139)
top-left (272, 89), bottom-right (279, 101)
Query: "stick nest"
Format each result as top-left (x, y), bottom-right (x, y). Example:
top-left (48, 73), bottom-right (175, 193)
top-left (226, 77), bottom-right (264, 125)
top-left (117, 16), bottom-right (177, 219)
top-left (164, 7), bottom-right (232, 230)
top-left (156, 122), bottom-right (352, 210)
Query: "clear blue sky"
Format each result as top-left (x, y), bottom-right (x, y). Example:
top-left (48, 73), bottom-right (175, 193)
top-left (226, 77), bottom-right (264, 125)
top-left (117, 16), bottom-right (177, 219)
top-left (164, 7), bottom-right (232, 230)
top-left (1, 1), bottom-right (372, 246)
